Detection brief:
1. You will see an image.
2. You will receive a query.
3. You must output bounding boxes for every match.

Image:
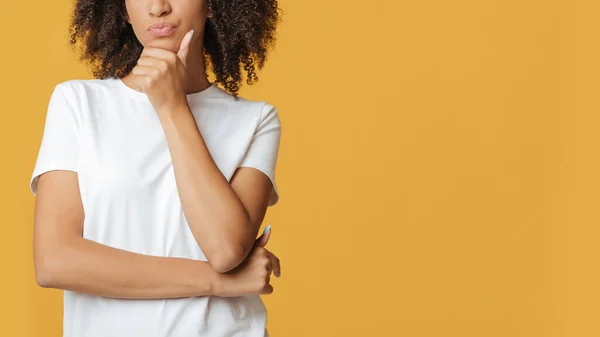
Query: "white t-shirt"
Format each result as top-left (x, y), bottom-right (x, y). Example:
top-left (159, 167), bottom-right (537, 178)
top-left (29, 78), bottom-right (281, 337)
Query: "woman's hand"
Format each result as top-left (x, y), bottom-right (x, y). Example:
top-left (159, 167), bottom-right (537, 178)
top-left (213, 227), bottom-right (281, 297)
top-left (130, 29), bottom-right (194, 116)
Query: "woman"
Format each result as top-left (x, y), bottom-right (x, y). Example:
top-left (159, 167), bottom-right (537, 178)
top-left (29, 0), bottom-right (283, 336)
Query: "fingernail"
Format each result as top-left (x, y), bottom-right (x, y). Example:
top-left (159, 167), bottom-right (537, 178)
top-left (263, 224), bottom-right (271, 235)
top-left (190, 29), bottom-right (195, 39)
top-left (275, 272), bottom-right (281, 278)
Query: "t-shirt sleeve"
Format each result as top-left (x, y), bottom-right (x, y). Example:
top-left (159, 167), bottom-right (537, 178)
top-left (29, 83), bottom-right (82, 196)
top-left (238, 102), bottom-right (282, 206)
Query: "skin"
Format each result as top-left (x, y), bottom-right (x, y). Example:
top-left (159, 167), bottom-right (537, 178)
top-left (33, 0), bottom-right (281, 299)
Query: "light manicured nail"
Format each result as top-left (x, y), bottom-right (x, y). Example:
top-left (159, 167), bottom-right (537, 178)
top-left (263, 224), bottom-right (271, 234)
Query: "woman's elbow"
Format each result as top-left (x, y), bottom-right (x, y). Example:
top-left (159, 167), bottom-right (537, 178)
top-left (207, 245), bottom-right (248, 274)
top-left (35, 259), bottom-right (55, 288)
top-left (34, 251), bottom-right (64, 288)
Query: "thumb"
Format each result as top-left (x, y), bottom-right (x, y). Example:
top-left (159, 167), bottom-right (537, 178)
top-left (177, 29), bottom-right (194, 67)
top-left (255, 225), bottom-right (271, 247)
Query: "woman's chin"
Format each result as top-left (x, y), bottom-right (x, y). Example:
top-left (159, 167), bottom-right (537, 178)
top-left (144, 38), bottom-right (179, 52)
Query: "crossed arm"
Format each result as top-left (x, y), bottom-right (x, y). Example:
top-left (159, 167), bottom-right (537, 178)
top-left (33, 163), bottom-right (277, 299)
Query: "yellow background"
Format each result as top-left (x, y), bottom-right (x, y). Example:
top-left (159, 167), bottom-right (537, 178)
top-left (4, 0), bottom-right (599, 336)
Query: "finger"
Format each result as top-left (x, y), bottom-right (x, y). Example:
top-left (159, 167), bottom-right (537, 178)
top-left (131, 65), bottom-right (157, 77)
top-left (268, 251), bottom-right (281, 278)
top-left (261, 284), bottom-right (274, 295)
top-left (136, 56), bottom-right (170, 74)
top-left (131, 66), bottom-right (157, 91)
top-left (255, 225), bottom-right (271, 247)
top-left (177, 29), bottom-right (194, 68)
top-left (136, 56), bottom-right (162, 67)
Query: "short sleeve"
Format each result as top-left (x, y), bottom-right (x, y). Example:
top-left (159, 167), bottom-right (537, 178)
top-left (238, 103), bottom-right (282, 206)
top-left (29, 83), bottom-right (82, 196)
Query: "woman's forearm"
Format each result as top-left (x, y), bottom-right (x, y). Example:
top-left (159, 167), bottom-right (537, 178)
top-left (36, 236), bottom-right (219, 299)
top-left (158, 106), bottom-right (258, 273)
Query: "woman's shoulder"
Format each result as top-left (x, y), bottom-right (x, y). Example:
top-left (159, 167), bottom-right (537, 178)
top-left (194, 84), bottom-right (279, 121)
top-left (53, 78), bottom-right (118, 98)
top-left (48, 78), bottom-right (120, 111)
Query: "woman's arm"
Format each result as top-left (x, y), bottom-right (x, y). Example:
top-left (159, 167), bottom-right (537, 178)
top-left (36, 234), bottom-right (216, 299)
top-left (33, 170), bottom-right (278, 299)
top-left (158, 103), bottom-right (280, 273)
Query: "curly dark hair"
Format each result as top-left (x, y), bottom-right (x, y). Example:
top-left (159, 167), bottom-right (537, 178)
top-left (68, 0), bottom-right (282, 100)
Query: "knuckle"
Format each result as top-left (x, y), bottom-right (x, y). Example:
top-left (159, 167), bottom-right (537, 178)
top-left (262, 255), bottom-right (270, 265)
top-left (258, 281), bottom-right (268, 292)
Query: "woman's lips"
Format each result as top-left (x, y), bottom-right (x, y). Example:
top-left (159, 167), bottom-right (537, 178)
top-left (148, 26), bottom-right (175, 37)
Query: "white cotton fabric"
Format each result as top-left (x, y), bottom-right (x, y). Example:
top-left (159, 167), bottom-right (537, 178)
top-left (29, 78), bottom-right (281, 337)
